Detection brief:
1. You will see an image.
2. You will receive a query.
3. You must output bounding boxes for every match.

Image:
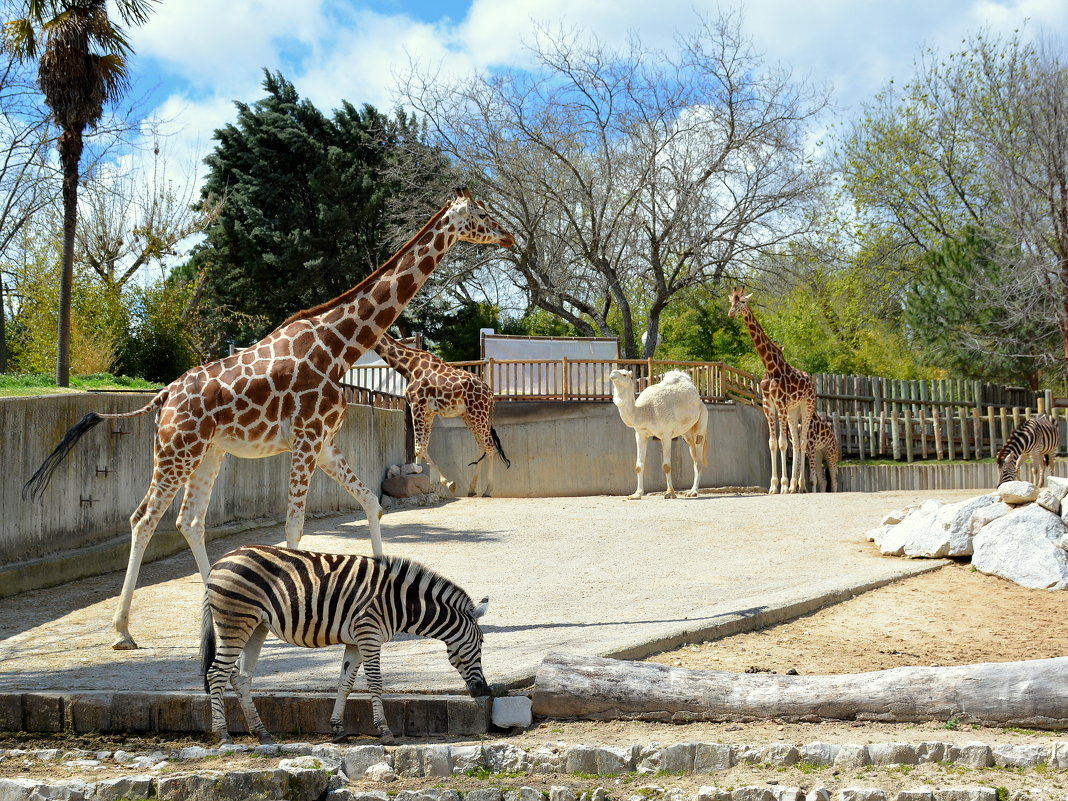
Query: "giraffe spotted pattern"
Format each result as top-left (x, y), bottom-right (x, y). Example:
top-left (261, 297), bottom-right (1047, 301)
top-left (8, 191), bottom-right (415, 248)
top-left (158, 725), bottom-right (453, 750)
top-left (25, 188), bottom-right (514, 650)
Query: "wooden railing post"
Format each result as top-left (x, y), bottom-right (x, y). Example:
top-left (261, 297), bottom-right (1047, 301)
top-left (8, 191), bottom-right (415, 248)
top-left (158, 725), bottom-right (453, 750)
top-left (561, 357), bottom-right (570, 402)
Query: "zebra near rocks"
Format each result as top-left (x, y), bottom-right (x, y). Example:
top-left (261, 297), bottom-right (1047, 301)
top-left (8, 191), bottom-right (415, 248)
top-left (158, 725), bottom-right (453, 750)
top-left (201, 544), bottom-right (490, 744)
top-left (996, 414), bottom-right (1060, 486)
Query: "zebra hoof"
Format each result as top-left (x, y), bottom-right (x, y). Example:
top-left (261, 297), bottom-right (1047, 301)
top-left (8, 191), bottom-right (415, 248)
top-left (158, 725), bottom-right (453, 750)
top-left (112, 634), bottom-right (138, 650)
top-left (379, 728), bottom-right (396, 745)
top-left (216, 733), bottom-right (233, 745)
top-left (257, 732), bottom-right (275, 745)
top-left (331, 731), bottom-right (349, 744)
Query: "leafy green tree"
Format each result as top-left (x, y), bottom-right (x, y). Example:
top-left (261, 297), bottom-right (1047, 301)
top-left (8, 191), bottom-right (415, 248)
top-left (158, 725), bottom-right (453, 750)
top-left (905, 231), bottom-right (1054, 388)
top-left (196, 72), bottom-right (450, 349)
top-left (840, 33), bottom-right (1068, 386)
top-left (6, 0), bottom-right (155, 385)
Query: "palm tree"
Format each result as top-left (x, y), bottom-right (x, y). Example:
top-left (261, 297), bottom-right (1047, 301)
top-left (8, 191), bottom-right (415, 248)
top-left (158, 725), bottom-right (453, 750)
top-left (6, 0), bottom-right (155, 385)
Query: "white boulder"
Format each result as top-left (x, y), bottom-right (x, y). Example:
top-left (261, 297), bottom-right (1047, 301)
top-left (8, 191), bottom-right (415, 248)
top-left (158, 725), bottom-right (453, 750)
top-left (1035, 488), bottom-right (1063, 515)
top-left (878, 499), bottom-right (943, 557)
top-left (997, 480), bottom-right (1040, 504)
top-left (972, 504), bottom-right (1068, 590)
top-left (968, 502), bottom-right (1013, 537)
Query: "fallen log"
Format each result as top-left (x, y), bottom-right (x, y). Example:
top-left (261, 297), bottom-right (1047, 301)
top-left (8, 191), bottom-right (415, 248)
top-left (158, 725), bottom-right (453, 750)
top-left (531, 652), bottom-right (1068, 730)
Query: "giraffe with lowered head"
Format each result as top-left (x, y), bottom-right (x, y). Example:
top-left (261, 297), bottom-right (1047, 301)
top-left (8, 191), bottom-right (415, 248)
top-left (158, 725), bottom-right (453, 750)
top-left (374, 332), bottom-right (510, 496)
top-left (25, 189), bottom-right (514, 649)
top-left (728, 288), bottom-right (816, 494)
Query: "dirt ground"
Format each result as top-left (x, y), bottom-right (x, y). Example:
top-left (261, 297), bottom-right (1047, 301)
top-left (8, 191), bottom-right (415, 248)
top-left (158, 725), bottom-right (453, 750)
top-left (647, 558), bottom-right (1068, 675)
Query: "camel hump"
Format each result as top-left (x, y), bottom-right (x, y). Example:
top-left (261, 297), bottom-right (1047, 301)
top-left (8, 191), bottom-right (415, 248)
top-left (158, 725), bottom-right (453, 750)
top-left (659, 370), bottom-right (694, 386)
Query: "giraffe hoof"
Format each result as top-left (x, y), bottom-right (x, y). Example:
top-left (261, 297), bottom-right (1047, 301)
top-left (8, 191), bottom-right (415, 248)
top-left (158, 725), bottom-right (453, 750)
top-left (664, 491), bottom-right (677, 499)
top-left (626, 493), bottom-right (643, 500)
top-left (112, 635), bottom-right (138, 650)
top-left (680, 490), bottom-right (698, 498)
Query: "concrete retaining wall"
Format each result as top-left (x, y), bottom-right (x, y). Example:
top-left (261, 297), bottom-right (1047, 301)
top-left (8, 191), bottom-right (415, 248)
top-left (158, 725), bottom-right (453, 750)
top-left (427, 401), bottom-right (772, 497)
top-left (1, 394), bottom-right (407, 566)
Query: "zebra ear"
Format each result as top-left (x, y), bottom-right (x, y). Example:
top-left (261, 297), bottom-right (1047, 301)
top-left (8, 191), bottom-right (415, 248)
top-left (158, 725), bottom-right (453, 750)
top-left (473, 597), bottom-right (489, 618)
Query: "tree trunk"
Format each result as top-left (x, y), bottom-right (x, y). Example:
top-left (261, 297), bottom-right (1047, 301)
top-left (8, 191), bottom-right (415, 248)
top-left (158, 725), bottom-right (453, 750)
top-left (56, 127), bottom-right (84, 388)
top-left (532, 652), bottom-right (1068, 730)
top-left (0, 272), bottom-right (7, 373)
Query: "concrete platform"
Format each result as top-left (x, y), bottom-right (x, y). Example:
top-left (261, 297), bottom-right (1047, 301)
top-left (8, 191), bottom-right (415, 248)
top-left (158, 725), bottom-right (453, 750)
top-left (0, 490), bottom-right (972, 736)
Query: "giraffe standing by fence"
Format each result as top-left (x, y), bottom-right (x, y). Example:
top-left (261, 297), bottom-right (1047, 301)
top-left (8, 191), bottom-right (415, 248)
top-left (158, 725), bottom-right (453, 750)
top-left (373, 332), bottom-right (510, 496)
top-left (806, 412), bottom-right (839, 492)
top-left (728, 289), bottom-right (816, 494)
top-left (25, 189), bottom-right (514, 649)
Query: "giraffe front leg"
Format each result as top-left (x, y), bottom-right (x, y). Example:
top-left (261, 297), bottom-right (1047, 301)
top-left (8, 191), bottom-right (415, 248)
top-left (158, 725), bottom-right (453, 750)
top-left (412, 407), bottom-right (454, 493)
top-left (763, 403), bottom-right (780, 494)
top-left (330, 644), bottom-right (363, 743)
top-left (628, 431), bottom-right (649, 499)
top-left (318, 442), bottom-right (384, 557)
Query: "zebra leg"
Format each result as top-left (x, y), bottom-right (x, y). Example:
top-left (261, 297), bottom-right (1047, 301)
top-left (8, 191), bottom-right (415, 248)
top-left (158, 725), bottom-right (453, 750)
top-left (231, 623), bottom-right (273, 744)
top-left (329, 644), bottom-right (363, 743)
top-left (359, 641), bottom-right (394, 743)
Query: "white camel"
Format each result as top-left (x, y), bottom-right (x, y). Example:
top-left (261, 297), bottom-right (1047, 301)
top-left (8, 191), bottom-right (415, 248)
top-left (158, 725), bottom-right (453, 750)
top-left (608, 369), bottom-right (709, 499)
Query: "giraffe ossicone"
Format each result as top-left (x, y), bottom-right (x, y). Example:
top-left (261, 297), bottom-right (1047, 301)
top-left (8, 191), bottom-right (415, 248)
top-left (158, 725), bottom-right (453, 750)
top-left (24, 188), bottom-right (514, 650)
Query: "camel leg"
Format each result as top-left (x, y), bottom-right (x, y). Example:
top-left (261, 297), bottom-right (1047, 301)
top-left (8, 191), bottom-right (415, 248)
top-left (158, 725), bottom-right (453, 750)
top-left (317, 440), bottom-right (384, 558)
top-left (629, 430), bottom-right (649, 500)
top-left (661, 437), bottom-right (677, 499)
top-left (680, 433), bottom-right (701, 497)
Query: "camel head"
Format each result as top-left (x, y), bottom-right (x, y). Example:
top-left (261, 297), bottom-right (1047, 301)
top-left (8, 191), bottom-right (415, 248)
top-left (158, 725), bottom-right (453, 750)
top-left (608, 369), bottom-right (634, 388)
top-left (727, 288), bottom-right (753, 319)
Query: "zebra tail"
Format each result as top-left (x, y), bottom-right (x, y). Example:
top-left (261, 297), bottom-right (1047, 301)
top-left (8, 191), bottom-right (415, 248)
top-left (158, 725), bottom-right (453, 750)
top-left (491, 427), bottom-right (511, 469)
top-left (23, 412), bottom-right (104, 500)
top-left (200, 591), bottom-right (216, 695)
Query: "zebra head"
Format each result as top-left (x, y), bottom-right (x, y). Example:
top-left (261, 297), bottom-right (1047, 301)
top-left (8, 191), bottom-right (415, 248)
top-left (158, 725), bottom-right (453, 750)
top-left (447, 595), bottom-right (490, 697)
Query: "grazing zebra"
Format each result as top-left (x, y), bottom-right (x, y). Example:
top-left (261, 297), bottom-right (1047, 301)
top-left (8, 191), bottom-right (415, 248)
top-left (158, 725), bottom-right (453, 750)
top-left (996, 414), bottom-right (1060, 486)
top-left (201, 544), bottom-right (490, 744)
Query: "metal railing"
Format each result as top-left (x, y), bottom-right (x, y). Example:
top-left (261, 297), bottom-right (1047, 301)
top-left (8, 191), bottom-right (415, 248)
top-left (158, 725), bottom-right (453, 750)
top-left (348, 359), bottom-right (759, 405)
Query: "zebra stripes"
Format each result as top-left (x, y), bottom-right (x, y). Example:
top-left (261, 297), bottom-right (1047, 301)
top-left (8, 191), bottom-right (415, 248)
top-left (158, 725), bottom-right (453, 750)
top-left (996, 414), bottom-right (1060, 486)
top-left (201, 544), bottom-right (490, 744)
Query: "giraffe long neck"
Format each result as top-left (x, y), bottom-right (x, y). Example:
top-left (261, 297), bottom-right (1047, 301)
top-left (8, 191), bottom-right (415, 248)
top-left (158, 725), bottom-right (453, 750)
top-left (743, 307), bottom-right (787, 375)
top-left (374, 334), bottom-right (420, 381)
top-left (279, 202), bottom-right (457, 370)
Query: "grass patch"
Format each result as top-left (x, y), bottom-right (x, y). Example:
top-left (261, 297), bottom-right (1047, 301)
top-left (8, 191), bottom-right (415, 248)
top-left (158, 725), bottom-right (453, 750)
top-left (0, 372), bottom-right (161, 397)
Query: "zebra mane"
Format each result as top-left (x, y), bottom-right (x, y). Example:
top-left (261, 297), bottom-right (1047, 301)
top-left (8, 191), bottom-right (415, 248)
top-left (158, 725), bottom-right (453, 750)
top-left (377, 554), bottom-right (479, 612)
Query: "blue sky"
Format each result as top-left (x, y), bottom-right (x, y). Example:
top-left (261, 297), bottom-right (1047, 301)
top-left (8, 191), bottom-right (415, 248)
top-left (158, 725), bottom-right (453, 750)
top-left (116, 0), bottom-right (1067, 227)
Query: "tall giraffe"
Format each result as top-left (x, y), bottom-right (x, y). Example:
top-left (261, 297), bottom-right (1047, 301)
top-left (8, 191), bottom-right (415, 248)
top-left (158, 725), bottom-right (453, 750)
top-left (374, 332), bottom-right (510, 496)
top-left (727, 289), bottom-right (816, 494)
top-left (25, 189), bottom-right (514, 649)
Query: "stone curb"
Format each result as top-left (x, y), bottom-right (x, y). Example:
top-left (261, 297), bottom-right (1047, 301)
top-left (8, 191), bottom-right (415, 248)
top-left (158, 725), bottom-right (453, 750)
top-left (2, 740), bottom-right (1066, 801)
top-left (0, 692), bottom-right (490, 738)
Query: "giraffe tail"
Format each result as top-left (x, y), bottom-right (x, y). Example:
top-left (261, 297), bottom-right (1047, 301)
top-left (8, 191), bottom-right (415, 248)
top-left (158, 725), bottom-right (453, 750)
top-left (490, 427), bottom-right (511, 469)
top-left (23, 389), bottom-right (170, 500)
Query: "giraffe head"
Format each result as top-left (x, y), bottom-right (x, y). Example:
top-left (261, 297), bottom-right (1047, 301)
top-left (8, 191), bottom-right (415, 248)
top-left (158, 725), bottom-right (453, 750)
top-left (727, 288), bottom-right (752, 319)
top-left (445, 188), bottom-right (515, 248)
